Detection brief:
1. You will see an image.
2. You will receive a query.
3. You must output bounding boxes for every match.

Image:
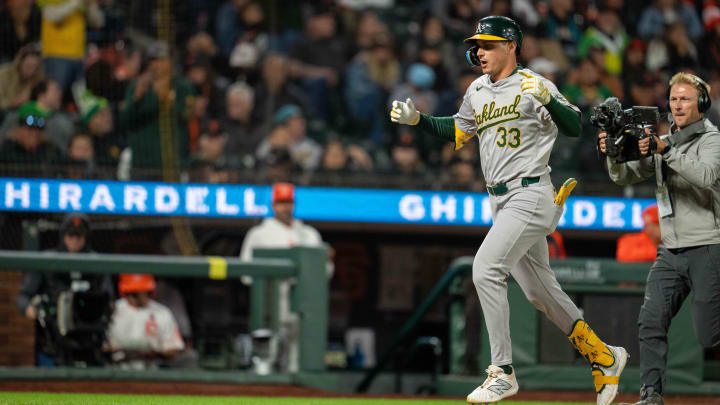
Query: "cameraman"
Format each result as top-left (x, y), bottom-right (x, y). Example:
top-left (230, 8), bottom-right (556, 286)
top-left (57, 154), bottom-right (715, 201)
top-left (598, 72), bottom-right (720, 405)
top-left (15, 213), bottom-right (114, 366)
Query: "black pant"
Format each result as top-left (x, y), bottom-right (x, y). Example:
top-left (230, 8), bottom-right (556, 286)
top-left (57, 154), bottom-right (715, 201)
top-left (638, 244), bottom-right (720, 394)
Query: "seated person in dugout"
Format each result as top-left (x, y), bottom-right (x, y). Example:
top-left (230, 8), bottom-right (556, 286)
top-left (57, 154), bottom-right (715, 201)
top-left (106, 274), bottom-right (195, 369)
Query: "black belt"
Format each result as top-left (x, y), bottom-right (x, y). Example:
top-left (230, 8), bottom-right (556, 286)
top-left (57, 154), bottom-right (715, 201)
top-left (487, 177), bottom-right (540, 196)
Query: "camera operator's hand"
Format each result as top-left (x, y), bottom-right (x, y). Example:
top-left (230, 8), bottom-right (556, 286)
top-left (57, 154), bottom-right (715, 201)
top-left (639, 127), bottom-right (668, 155)
top-left (598, 131), bottom-right (607, 154)
top-left (24, 305), bottom-right (37, 320)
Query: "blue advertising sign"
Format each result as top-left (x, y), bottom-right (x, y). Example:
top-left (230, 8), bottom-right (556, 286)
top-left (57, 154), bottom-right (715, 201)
top-left (0, 178), bottom-right (655, 231)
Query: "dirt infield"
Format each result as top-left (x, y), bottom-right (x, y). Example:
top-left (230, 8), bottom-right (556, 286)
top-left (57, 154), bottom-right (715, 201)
top-left (1, 380), bottom-right (719, 404)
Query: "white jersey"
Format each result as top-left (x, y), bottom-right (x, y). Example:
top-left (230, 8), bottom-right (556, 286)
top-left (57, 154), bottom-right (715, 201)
top-left (239, 217), bottom-right (328, 373)
top-left (453, 67), bottom-right (579, 186)
top-left (239, 217), bottom-right (323, 261)
top-left (107, 298), bottom-right (184, 355)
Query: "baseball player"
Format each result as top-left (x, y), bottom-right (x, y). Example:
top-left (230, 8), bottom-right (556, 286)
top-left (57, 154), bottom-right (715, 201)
top-left (106, 274), bottom-right (185, 370)
top-left (240, 182), bottom-right (333, 372)
top-left (390, 16), bottom-right (627, 404)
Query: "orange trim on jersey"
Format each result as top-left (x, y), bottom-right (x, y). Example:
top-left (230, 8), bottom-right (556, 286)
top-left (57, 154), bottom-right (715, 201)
top-left (454, 123), bottom-right (474, 150)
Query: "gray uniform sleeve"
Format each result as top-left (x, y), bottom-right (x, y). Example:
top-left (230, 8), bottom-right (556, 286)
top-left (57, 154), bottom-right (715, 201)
top-left (606, 156), bottom-right (655, 185)
top-left (453, 84), bottom-right (478, 136)
top-left (663, 133), bottom-right (720, 188)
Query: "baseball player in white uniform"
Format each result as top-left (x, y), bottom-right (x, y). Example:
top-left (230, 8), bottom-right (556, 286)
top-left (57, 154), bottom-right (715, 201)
top-left (106, 274), bottom-right (185, 370)
top-left (390, 15), bottom-right (627, 405)
top-left (240, 182), bottom-right (332, 372)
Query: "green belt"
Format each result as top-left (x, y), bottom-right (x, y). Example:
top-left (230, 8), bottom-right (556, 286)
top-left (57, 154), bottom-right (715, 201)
top-left (487, 176), bottom-right (540, 196)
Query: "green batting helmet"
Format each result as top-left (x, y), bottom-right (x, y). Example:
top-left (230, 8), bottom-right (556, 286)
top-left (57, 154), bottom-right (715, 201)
top-left (464, 16), bottom-right (523, 54)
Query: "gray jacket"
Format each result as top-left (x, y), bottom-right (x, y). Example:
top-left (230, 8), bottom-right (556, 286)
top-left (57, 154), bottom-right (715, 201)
top-left (607, 118), bottom-right (720, 248)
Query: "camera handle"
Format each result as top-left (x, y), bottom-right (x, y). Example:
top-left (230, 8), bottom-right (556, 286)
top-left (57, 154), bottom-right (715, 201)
top-left (638, 125), bottom-right (657, 156)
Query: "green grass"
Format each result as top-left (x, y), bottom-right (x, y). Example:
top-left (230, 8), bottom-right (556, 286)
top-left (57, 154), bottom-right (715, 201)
top-left (0, 392), bottom-right (592, 405)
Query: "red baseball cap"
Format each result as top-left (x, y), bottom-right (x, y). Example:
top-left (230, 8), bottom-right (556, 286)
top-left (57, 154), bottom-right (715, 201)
top-left (272, 182), bottom-right (294, 203)
top-left (118, 274), bottom-right (156, 296)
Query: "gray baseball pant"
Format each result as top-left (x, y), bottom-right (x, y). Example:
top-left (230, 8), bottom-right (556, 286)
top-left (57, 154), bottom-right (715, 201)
top-left (472, 175), bottom-right (582, 366)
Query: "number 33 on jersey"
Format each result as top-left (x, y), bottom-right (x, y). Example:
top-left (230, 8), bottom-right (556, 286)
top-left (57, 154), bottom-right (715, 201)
top-left (452, 68), bottom-right (579, 186)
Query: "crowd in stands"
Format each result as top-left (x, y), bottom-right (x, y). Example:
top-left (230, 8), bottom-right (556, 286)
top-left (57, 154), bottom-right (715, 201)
top-left (1, 0), bottom-right (720, 193)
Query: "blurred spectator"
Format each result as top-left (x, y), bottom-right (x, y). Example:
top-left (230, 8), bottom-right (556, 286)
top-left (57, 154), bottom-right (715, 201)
top-left (387, 128), bottom-right (425, 176)
top-left (647, 22), bottom-right (700, 73)
top-left (64, 132), bottom-right (95, 179)
top-left (432, 0), bottom-right (483, 39)
top-left (562, 59), bottom-right (614, 112)
top-left (528, 57), bottom-right (559, 83)
top-left (0, 102), bottom-right (62, 177)
top-left (616, 205), bottom-right (661, 262)
top-left (318, 138), bottom-right (373, 183)
top-left (637, 0), bottom-right (703, 41)
top-left (539, 0), bottom-right (582, 61)
top-left (578, 9), bottom-right (628, 76)
top-left (16, 213), bottom-right (114, 366)
top-left (33, 79), bottom-right (74, 150)
top-left (628, 72), bottom-right (660, 108)
top-left (38, 0), bottom-right (104, 93)
top-left (185, 56), bottom-right (227, 151)
top-left (289, 3), bottom-right (347, 123)
top-left (706, 72), bottom-right (720, 125)
top-left (185, 31), bottom-right (219, 71)
top-left (0, 0), bottom-right (41, 64)
top-left (253, 53), bottom-right (311, 133)
top-left (222, 81), bottom-right (262, 167)
top-left (350, 9), bottom-right (387, 56)
top-left (215, 0), bottom-right (251, 58)
top-left (258, 146), bottom-right (295, 184)
top-left (113, 40), bottom-right (143, 85)
top-left (0, 43), bottom-right (44, 110)
top-left (83, 59), bottom-right (125, 104)
top-left (547, 230), bottom-right (567, 259)
top-left (437, 153), bottom-right (483, 192)
top-left (344, 33), bottom-right (401, 142)
top-left (621, 39), bottom-right (650, 100)
top-left (118, 41), bottom-right (193, 174)
top-left (0, 78), bottom-right (73, 155)
top-left (520, 34), bottom-right (542, 65)
top-left (256, 105), bottom-right (322, 172)
top-left (107, 274), bottom-right (194, 370)
top-left (585, 46), bottom-right (624, 99)
top-left (405, 15), bottom-right (458, 92)
top-left (389, 63), bottom-right (438, 117)
top-left (75, 87), bottom-right (123, 170)
top-left (185, 120), bottom-right (238, 183)
top-left (227, 1), bottom-right (268, 80)
top-left (239, 182), bottom-right (333, 372)
top-left (700, 1), bottom-right (720, 70)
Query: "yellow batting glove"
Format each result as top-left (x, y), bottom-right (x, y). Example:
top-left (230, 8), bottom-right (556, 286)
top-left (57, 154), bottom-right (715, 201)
top-left (390, 98), bottom-right (420, 125)
top-left (554, 178), bottom-right (577, 206)
top-left (520, 71), bottom-right (551, 105)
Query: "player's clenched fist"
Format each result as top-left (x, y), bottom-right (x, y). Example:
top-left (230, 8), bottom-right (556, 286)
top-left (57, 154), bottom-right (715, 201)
top-left (390, 98), bottom-right (420, 125)
top-left (520, 72), bottom-right (550, 105)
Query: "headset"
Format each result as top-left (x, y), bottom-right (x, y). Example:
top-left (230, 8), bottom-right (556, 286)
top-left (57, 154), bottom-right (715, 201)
top-left (666, 73), bottom-right (711, 113)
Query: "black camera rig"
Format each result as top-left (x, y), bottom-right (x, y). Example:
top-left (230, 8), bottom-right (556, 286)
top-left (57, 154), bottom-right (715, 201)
top-left (590, 97), bottom-right (660, 162)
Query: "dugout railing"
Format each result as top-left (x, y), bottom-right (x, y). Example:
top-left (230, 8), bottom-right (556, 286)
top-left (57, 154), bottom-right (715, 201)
top-left (358, 256), bottom-right (720, 396)
top-left (0, 247), bottom-right (328, 375)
